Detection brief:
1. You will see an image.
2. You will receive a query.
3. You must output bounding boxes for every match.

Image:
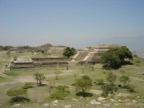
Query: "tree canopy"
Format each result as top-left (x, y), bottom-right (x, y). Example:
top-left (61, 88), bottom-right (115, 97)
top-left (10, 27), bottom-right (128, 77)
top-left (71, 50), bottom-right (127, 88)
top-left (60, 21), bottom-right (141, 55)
top-left (75, 75), bottom-right (92, 93)
top-left (101, 72), bottom-right (118, 97)
top-left (101, 46), bottom-right (133, 69)
top-left (63, 47), bottom-right (76, 58)
top-left (34, 73), bottom-right (45, 86)
top-left (119, 75), bottom-right (130, 87)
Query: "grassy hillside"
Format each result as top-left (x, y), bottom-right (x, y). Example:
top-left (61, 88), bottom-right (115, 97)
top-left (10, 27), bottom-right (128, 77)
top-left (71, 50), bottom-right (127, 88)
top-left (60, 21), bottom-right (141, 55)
top-left (0, 51), bottom-right (144, 108)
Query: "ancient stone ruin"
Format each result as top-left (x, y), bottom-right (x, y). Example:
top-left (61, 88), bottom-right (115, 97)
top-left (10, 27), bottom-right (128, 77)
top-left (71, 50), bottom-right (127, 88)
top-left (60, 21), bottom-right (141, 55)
top-left (73, 44), bottom-right (120, 65)
top-left (10, 57), bottom-right (69, 70)
top-left (9, 44), bottom-right (120, 69)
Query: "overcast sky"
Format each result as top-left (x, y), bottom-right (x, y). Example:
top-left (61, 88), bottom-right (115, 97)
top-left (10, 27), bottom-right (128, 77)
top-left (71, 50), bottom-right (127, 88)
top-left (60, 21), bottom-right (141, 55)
top-left (0, 0), bottom-right (144, 51)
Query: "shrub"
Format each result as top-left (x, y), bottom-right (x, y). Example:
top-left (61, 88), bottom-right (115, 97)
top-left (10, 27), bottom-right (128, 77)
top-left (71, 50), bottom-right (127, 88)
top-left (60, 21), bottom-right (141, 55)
top-left (7, 89), bottom-right (30, 103)
top-left (56, 85), bottom-right (68, 92)
top-left (76, 91), bottom-right (93, 97)
top-left (95, 79), bottom-right (105, 85)
top-left (10, 96), bottom-right (30, 103)
top-left (34, 73), bottom-right (45, 86)
top-left (23, 82), bottom-right (34, 89)
top-left (119, 75), bottom-right (130, 87)
top-left (75, 75), bottom-right (92, 94)
top-left (7, 89), bottom-right (27, 97)
top-left (106, 72), bottom-right (117, 85)
top-left (50, 90), bottom-right (69, 100)
top-left (101, 84), bottom-right (118, 97)
top-left (50, 85), bottom-right (69, 100)
top-left (127, 84), bottom-right (136, 92)
top-left (118, 84), bottom-right (122, 88)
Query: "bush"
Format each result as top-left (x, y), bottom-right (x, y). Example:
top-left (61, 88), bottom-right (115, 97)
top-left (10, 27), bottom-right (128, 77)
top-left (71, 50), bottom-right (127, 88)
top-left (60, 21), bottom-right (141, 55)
top-left (101, 84), bottom-right (118, 97)
top-left (76, 91), bottom-right (93, 97)
top-left (119, 75), bottom-right (130, 87)
top-left (7, 89), bottom-right (27, 97)
top-left (126, 84), bottom-right (136, 92)
top-left (75, 75), bottom-right (92, 94)
top-left (118, 83), bottom-right (136, 93)
top-left (95, 79), bottom-right (105, 85)
top-left (50, 91), bottom-right (69, 100)
top-left (7, 89), bottom-right (30, 104)
top-left (56, 85), bottom-right (68, 92)
top-left (50, 85), bottom-right (69, 100)
top-left (118, 84), bottom-right (122, 88)
top-left (23, 82), bottom-right (34, 89)
top-left (10, 96), bottom-right (30, 103)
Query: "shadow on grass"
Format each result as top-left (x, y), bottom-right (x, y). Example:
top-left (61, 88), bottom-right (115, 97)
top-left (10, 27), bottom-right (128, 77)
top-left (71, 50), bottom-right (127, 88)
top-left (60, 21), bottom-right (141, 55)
top-left (76, 91), bottom-right (93, 97)
top-left (10, 96), bottom-right (30, 104)
top-left (122, 61), bottom-right (133, 65)
top-left (37, 84), bottom-right (47, 87)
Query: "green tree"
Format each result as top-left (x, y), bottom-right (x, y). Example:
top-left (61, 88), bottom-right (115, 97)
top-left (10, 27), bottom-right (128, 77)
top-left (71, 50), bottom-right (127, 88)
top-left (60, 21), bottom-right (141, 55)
top-left (63, 47), bottom-right (76, 58)
top-left (34, 73), bottom-right (45, 86)
top-left (119, 75), bottom-right (130, 87)
top-left (101, 50), bottom-right (121, 69)
top-left (120, 46), bottom-right (133, 60)
top-left (101, 72), bottom-right (118, 97)
top-left (101, 46), bottom-right (133, 69)
top-left (75, 75), bottom-right (92, 94)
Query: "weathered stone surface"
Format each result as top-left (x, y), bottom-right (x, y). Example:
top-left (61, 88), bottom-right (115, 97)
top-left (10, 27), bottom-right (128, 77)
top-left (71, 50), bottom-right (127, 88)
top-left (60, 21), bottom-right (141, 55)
top-left (97, 97), bottom-right (105, 101)
top-left (53, 100), bottom-right (59, 104)
top-left (126, 102), bottom-right (134, 106)
top-left (103, 104), bottom-right (110, 107)
top-left (64, 104), bottom-right (71, 108)
top-left (42, 103), bottom-right (49, 107)
top-left (52, 100), bottom-right (59, 106)
top-left (13, 104), bottom-right (21, 107)
top-left (132, 100), bottom-right (137, 103)
top-left (90, 99), bottom-right (101, 105)
top-left (118, 99), bottom-right (122, 102)
top-left (114, 103), bottom-right (119, 106)
top-left (110, 99), bottom-right (116, 102)
top-left (72, 98), bottom-right (78, 102)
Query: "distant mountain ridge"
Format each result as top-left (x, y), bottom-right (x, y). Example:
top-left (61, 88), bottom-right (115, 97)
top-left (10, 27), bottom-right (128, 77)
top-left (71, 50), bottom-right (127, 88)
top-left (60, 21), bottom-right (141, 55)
top-left (133, 51), bottom-right (144, 59)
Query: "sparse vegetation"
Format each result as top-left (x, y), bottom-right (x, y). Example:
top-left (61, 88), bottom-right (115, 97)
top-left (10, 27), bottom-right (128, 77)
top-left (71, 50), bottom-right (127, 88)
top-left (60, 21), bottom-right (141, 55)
top-left (0, 45), bottom-right (144, 108)
top-left (106, 72), bottom-right (117, 85)
top-left (34, 73), bottom-right (46, 86)
top-left (23, 82), bottom-right (34, 89)
top-left (75, 75), bottom-right (92, 97)
top-left (94, 79), bottom-right (105, 85)
top-left (101, 72), bottom-right (118, 97)
top-left (119, 75), bottom-right (130, 87)
top-left (7, 89), bottom-right (30, 103)
top-left (50, 85), bottom-right (69, 100)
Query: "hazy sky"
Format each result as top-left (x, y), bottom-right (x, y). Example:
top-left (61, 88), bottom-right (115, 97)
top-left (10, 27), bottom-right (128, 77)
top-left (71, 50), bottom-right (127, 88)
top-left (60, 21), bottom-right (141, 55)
top-left (0, 0), bottom-right (144, 51)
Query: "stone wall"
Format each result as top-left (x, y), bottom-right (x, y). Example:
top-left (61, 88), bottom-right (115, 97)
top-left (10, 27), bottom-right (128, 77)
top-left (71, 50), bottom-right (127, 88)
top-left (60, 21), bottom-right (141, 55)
top-left (10, 57), bottom-right (69, 70)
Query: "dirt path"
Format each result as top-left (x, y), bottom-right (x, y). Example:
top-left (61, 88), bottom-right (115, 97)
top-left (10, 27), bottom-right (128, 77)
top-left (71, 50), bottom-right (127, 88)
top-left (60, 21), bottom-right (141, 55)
top-left (130, 76), bottom-right (144, 82)
top-left (90, 89), bottom-right (102, 95)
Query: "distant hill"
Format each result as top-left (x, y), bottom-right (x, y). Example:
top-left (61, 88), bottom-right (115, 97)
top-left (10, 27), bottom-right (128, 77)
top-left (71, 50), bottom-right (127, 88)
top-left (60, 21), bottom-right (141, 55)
top-left (133, 51), bottom-right (144, 59)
